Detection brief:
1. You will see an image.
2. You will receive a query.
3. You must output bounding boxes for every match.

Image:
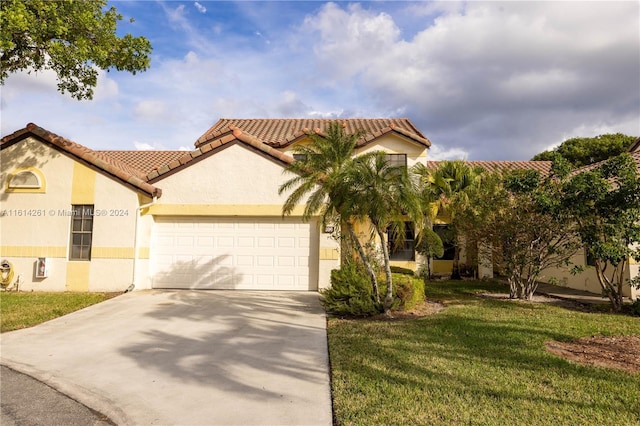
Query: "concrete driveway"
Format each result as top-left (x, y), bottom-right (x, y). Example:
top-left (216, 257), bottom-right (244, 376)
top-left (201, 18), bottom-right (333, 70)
top-left (0, 291), bottom-right (332, 425)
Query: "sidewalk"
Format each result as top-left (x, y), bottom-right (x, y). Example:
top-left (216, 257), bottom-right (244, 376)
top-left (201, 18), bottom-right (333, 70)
top-left (535, 282), bottom-right (618, 305)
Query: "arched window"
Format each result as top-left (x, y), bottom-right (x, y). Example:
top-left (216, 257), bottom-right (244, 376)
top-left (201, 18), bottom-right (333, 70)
top-left (6, 169), bottom-right (46, 192)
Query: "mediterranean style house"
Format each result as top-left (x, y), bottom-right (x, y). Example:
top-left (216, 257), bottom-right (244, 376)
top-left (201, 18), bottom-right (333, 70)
top-left (1, 119), bottom-right (638, 300)
top-left (1, 119), bottom-right (430, 292)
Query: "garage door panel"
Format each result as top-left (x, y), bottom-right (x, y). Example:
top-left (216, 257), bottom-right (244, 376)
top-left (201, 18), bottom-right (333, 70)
top-left (151, 217), bottom-right (316, 290)
top-left (278, 256), bottom-right (295, 267)
top-left (278, 237), bottom-right (295, 248)
top-left (237, 237), bottom-right (254, 247)
top-left (258, 237), bottom-right (275, 247)
top-left (217, 236), bottom-right (234, 248)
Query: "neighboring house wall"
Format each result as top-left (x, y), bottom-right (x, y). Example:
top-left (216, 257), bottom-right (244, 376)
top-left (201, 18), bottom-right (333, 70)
top-left (1, 137), bottom-right (143, 292)
top-left (541, 249), bottom-right (638, 300)
top-left (354, 135), bottom-right (427, 168)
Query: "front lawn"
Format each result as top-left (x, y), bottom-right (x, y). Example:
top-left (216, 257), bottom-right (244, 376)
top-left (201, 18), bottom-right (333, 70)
top-left (328, 280), bottom-right (640, 425)
top-left (0, 292), bottom-right (118, 332)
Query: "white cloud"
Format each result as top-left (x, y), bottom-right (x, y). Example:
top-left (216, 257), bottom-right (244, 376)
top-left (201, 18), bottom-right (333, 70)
top-left (134, 142), bottom-right (156, 150)
top-left (194, 2), bottom-right (206, 14)
top-left (2, 1), bottom-right (638, 162)
top-left (300, 1), bottom-right (640, 159)
top-left (133, 100), bottom-right (169, 122)
top-left (303, 3), bottom-right (401, 79)
top-left (162, 3), bottom-right (216, 55)
top-left (428, 145), bottom-right (469, 161)
top-left (93, 71), bottom-right (119, 100)
top-left (275, 91), bottom-right (308, 117)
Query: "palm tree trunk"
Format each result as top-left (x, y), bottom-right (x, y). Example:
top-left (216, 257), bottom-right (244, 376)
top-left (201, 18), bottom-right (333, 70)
top-left (375, 227), bottom-right (394, 313)
top-left (346, 222), bottom-right (380, 304)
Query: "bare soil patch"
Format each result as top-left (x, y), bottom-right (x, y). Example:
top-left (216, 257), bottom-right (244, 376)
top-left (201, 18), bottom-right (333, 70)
top-left (546, 335), bottom-right (640, 374)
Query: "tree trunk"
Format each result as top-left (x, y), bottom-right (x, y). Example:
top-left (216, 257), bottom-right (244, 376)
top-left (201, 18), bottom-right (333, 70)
top-left (451, 243), bottom-right (462, 280)
top-left (595, 261), bottom-right (623, 312)
top-left (522, 276), bottom-right (539, 301)
top-left (346, 223), bottom-right (380, 304)
top-left (376, 227), bottom-right (394, 313)
top-left (508, 276), bottom-right (518, 299)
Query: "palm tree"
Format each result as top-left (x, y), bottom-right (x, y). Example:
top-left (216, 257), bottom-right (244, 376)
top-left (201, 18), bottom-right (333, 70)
top-left (278, 122), bottom-right (381, 302)
top-left (347, 152), bottom-right (423, 312)
top-left (415, 160), bottom-right (483, 279)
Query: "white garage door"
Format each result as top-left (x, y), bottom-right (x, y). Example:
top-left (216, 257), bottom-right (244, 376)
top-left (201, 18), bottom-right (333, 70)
top-left (150, 217), bottom-right (316, 290)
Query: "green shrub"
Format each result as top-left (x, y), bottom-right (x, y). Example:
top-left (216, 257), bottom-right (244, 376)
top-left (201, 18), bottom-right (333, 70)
top-left (321, 264), bottom-right (380, 316)
top-left (322, 266), bottom-right (426, 316)
top-left (378, 273), bottom-right (426, 311)
top-left (392, 273), bottom-right (425, 310)
top-left (631, 298), bottom-right (640, 317)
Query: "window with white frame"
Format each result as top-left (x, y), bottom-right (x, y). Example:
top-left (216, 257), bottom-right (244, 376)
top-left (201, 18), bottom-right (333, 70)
top-left (69, 205), bottom-right (94, 261)
top-left (8, 170), bottom-right (41, 188)
top-left (385, 154), bottom-right (407, 168)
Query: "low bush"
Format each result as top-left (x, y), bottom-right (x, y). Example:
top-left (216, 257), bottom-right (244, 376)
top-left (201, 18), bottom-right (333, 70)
top-left (390, 273), bottom-right (425, 311)
top-left (322, 263), bottom-right (426, 316)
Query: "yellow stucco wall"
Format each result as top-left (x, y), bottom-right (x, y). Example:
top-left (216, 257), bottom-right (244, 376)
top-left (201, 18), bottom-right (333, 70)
top-left (280, 134), bottom-right (428, 167)
top-left (1, 137), bottom-right (143, 292)
top-left (542, 249), bottom-right (637, 298)
top-left (354, 135), bottom-right (428, 167)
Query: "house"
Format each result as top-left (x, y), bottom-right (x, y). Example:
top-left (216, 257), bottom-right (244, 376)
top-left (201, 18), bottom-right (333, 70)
top-left (3, 119), bottom-right (636, 298)
top-left (0, 119), bottom-right (430, 292)
top-left (539, 140), bottom-right (640, 300)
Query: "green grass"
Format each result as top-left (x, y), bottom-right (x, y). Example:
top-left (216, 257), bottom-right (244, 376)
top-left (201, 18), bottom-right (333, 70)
top-left (328, 280), bottom-right (640, 426)
top-left (0, 292), bottom-right (119, 332)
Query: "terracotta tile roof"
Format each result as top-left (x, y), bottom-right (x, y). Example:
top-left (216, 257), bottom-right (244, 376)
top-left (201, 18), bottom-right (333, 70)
top-left (98, 150), bottom-right (187, 175)
top-left (629, 137), bottom-right (640, 153)
top-left (427, 160), bottom-right (553, 176)
top-left (195, 118), bottom-right (431, 149)
top-left (1, 123), bottom-right (161, 198)
top-left (631, 150), bottom-right (640, 171)
top-left (576, 150), bottom-right (640, 174)
top-left (146, 125), bottom-right (293, 182)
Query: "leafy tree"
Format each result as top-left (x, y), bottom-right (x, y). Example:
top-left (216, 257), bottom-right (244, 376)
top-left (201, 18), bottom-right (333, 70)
top-left (560, 153), bottom-right (640, 311)
top-left (279, 122), bottom-right (381, 303)
top-left (415, 227), bottom-right (444, 281)
top-left (532, 134), bottom-right (636, 168)
top-left (1, 0), bottom-right (152, 100)
top-left (457, 165), bottom-right (580, 300)
top-left (347, 151), bottom-right (422, 312)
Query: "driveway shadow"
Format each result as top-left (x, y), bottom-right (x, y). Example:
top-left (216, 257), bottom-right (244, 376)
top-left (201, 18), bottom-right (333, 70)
top-left (118, 291), bottom-right (328, 400)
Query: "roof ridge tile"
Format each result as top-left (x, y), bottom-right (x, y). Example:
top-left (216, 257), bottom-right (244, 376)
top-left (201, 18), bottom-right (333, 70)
top-left (2, 123), bottom-right (161, 197)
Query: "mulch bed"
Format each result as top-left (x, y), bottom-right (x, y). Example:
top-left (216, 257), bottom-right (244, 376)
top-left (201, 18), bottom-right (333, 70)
top-left (546, 335), bottom-right (640, 374)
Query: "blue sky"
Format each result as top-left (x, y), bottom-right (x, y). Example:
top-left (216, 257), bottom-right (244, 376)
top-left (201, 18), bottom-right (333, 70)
top-left (2, 1), bottom-right (639, 160)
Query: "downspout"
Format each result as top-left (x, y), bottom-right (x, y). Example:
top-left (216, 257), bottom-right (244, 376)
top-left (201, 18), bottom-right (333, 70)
top-left (129, 196), bottom-right (157, 291)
